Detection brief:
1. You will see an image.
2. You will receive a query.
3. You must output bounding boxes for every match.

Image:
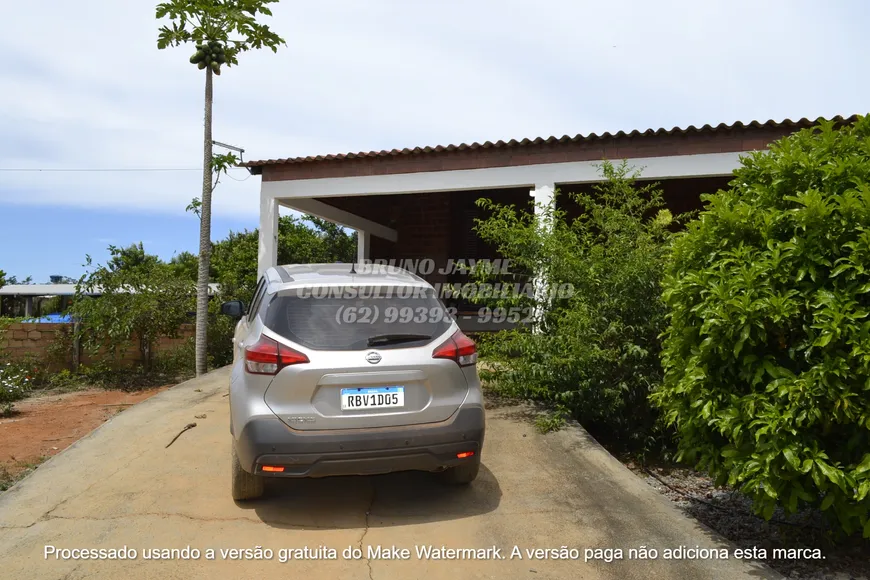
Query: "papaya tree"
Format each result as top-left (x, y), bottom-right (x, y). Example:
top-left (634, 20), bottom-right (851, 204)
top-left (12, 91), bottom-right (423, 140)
top-left (156, 0), bottom-right (285, 376)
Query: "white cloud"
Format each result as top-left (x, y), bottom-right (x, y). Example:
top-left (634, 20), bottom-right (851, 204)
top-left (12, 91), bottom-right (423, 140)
top-left (1, 0), bottom-right (868, 217)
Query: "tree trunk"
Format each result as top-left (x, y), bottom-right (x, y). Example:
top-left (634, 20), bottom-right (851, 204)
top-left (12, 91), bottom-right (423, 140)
top-left (195, 67), bottom-right (214, 376)
top-left (72, 318), bottom-right (81, 371)
top-left (140, 334), bottom-right (152, 373)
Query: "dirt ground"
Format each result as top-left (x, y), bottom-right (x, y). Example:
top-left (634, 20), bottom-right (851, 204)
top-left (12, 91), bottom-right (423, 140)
top-left (626, 462), bottom-right (870, 580)
top-left (0, 387), bottom-right (170, 478)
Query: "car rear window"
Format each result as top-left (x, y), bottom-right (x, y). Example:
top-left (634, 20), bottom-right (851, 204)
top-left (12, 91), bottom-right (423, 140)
top-left (263, 285), bottom-right (453, 351)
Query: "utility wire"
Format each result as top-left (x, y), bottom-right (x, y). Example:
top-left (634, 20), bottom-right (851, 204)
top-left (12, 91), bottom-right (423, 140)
top-left (0, 167), bottom-right (250, 173)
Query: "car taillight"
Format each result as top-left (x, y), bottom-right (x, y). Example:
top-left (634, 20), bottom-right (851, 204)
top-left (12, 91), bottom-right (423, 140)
top-left (244, 336), bottom-right (309, 375)
top-left (432, 330), bottom-right (478, 367)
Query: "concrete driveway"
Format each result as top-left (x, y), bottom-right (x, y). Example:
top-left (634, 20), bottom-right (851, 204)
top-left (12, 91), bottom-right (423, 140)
top-left (0, 368), bottom-right (778, 579)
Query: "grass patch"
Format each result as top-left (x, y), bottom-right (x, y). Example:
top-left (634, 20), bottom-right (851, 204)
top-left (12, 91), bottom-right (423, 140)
top-left (45, 363), bottom-right (193, 393)
top-left (482, 367), bottom-right (569, 434)
top-left (0, 457), bottom-right (48, 492)
top-left (535, 408), bottom-right (568, 434)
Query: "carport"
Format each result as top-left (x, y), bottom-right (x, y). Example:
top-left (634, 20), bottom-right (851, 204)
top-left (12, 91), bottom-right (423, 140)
top-left (244, 116), bottom-right (852, 296)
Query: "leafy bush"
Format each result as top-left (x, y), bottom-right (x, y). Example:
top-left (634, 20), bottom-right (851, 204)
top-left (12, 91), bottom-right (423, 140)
top-left (653, 117), bottom-right (870, 537)
top-left (207, 299), bottom-right (236, 368)
top-left (54, 361), bottom-right (182, 391)
top-left (535, 408), bottom-right (569, 434)
top-left (153, 337), bottom-right (197, 378)
top-left (472, 161), bottom-right (676, 452)
top-left (44, 324), bottom-right (76, 371)
top-left (46, 369), bottom-right (84, 391)
top-left (71, 245), bottom-right (194, 371)
top-left (0, 362), bottom-right (32, 416)
top-left (0, 318), bottom-right (38, 415)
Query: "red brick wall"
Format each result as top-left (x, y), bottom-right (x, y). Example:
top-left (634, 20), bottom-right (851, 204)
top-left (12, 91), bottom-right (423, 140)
top-left (324, 192), bottom-right (451, 284)
top-left (0, 323), bottom-right (195, 370)
top-left (324, 189), bottom-right (532, 286)
top-left (326, 178), bottom-right (723, 294)
top-left (558, 175), bottom-right (734, 218)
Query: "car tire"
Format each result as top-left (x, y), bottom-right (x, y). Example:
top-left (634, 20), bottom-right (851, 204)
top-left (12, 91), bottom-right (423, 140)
top-left (231, 445), bottom-right (264, 500)
top-left (438, 457), bottom-right (480, 485)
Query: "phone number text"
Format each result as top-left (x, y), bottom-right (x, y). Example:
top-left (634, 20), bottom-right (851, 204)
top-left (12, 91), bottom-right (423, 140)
top-left (334, 306), bottom-right (534, 325)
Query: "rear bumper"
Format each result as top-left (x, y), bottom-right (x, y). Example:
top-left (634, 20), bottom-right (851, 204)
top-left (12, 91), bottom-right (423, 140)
top-left (233, 405), bottom-right (485, 478)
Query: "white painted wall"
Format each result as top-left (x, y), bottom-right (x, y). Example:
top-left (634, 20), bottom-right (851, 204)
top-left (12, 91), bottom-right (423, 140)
top-left (531, 182), bottom-right (555, 227)
top-left (258, 195), bottom-right (279, 278)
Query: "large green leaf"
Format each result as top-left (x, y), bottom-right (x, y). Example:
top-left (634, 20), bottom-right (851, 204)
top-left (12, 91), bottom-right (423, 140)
top-left (782, 447), bottom-right (801, 471)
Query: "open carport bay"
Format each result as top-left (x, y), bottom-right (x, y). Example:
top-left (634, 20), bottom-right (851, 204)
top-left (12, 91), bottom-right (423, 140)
top-left (0, 368), bottom-right (779, 579)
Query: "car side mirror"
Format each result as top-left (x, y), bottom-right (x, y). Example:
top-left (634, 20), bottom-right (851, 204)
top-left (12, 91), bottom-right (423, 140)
top-left (220, 300), bottom-right (246, 319)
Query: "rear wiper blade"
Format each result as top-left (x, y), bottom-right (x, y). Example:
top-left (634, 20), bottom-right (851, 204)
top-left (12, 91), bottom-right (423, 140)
top-left (367, 333), bottom-right (431, 346)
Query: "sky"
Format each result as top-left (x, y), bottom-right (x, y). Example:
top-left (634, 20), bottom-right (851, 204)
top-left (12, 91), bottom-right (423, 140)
top-left (1, 0), bottom-right (868, 282)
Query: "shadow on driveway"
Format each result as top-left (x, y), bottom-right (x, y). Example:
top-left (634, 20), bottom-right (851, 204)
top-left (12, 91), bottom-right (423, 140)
top-left (235, 463), bottom-right (501, 530)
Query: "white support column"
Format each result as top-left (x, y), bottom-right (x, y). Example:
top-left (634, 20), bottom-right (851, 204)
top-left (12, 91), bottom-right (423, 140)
top-left (357, 230), bottom-right (370, 264)
top-left (530, 183), bottom-right (555, 330)
top-left (532, 183), bottom-right (555, 229)
top-left (258, 194), bottom-right (279, 277)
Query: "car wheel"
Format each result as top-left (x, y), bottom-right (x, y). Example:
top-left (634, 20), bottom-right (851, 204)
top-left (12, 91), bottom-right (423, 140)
top-left (438, 457), bottom-right (480, 485)
top-left (231, 445), bottom-right (264, 500)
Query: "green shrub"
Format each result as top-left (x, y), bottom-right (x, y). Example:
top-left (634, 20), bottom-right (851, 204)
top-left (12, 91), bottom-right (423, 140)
top-left (473, 161), bottom-right (676, 452)
top-left (45, 324), bottom-right (76, 371)
top-left (535, 408), bottom-right (569, 434)
top-left (0, 317), bottom-right (43, 415)
top-left (78, 362), bottom-right (113, 384)
top-left (8, 354), bottom-right (47, 388)
top-left (47, 369), bottom-right (84, 391)
top-left (0, 362), bottom-right (32, 416)
top-left (653, 117), bottom-right (870, 537)
top-left (206, 298), bottom-right (236, 368)
top-left (153, 337), bottom-right (197, 378)
top-left (71, 245), bottom-right (194, 372)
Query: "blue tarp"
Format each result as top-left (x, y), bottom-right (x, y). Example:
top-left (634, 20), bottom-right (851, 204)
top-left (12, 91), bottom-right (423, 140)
top-left (23, 313), bottom-right (73, 323)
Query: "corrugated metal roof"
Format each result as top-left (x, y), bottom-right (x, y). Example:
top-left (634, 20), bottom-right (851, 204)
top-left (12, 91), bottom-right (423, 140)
top-left (242, 115), bottom-right (859, 169)
top-left (0, 284), bottom-right (89, 296)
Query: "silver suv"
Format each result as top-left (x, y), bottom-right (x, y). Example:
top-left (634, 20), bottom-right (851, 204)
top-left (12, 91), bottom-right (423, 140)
top-left (221, 263), bottom-right (485, 500)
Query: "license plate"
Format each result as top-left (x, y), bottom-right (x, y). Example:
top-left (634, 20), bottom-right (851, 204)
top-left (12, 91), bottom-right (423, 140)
top-left (340, 386), bottom-right (404, 410)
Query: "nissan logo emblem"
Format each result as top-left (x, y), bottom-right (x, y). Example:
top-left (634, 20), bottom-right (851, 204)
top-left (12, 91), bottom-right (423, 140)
top-left (365, 352), bottom-right (382, 364)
